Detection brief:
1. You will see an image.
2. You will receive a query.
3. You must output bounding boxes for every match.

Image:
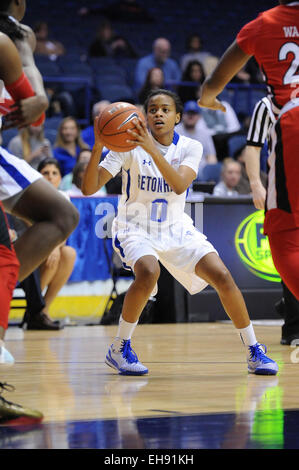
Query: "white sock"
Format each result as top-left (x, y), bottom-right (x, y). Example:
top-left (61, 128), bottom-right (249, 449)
top-left (238, 322), bottom-right (257, 347)
top-left (112, 315), bottom-right (138, 352)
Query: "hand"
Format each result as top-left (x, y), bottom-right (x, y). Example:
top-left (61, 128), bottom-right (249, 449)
top-left (126, 118), bottom-right (156, 155)
top-left (31, 144), bottom-right (48, 159)
top-left (251, 182), bottom-right (266, 210)
top-left (93, 115), bottom-right (105, 148)
top-left (3, 95), bottom-right (47, 129)
top-left (197, 97), bottom-right (226, 112)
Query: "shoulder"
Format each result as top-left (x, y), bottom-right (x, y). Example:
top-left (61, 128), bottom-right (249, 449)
top-left (0, 31), bottom-right (18, 55)
top-left (7, 135), bottom-right (21, 149)
top-left (179, 134), bottom-right (203, 153)
top-left (138, 54), bottom-right (152, 64)
top-left (179, 133), bottom-right (201, 146)
top-left (53, 147), bottom-right (68, 157)
top-left (0, 31), bottom-right (12, 47)
top-left (16, 24), bottom-right (36, 52)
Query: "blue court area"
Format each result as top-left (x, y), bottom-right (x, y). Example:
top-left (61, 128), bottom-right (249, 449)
top-left (1, 408), bottom-right (299, 449)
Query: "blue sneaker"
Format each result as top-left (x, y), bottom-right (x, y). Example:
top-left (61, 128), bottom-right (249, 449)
top-left (247, 343), bottom-right (278, 375)
top-left (105, 340), bottom-right (148, 376)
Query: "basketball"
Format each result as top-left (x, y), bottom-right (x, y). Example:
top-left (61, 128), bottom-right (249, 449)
top-left (96, 102), bottom-right (146, 152)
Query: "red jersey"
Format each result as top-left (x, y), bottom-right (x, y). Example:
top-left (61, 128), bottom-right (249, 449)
top-left (237, 3), bottom-right (299, 114)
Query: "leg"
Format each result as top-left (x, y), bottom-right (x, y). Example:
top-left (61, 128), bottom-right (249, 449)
top-left (281, 281), bottom-right (299, 344)
top-left (195, 252), bottom-right (278, 375)
top-left (268, 229), bottom-right (299, 301)
top-left (121, 255), bottom-right (160, 323)
top-left (19, 270), bottom-right (45, 316)
top-left (42, 246), bottom-right (76, 316)
top-left (0, 204), bottom-right (19, 363)
top-left (105, 255), bottom-right (160, 376)
top-left (268, 229), bottom-right (299, 344)
top-left (9, 178), bottom-right (79, 281)
top-left (40, 248), bottom-right (61, 293)
top-left (195, 252), bottom-right (250, 329)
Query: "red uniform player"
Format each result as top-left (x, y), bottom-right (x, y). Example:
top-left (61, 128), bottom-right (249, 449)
top-left (198, 1), bottom-right (299, 319)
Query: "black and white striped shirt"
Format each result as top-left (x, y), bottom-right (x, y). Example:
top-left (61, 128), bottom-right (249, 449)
top-left (246, 97), bottom-right (276, 148)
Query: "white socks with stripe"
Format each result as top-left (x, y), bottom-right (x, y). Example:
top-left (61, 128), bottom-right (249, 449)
top-left (238, 322), bottom-right (257, 347)
top-left (112, 315), bottom-right (138, 352)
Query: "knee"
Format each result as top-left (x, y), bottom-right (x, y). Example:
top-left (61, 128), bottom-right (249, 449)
top-left (54, 201), bottom-right (79, 240)
top-left (61, 246), bottom-right (77, 263)
top-left (136, 261), bottom-right (160, 287)
top-left (210, 268), bottom-right (235, 291)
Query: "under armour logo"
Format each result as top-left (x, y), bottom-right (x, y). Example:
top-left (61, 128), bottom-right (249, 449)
top-left (143, 159), bottom-right (151, 165)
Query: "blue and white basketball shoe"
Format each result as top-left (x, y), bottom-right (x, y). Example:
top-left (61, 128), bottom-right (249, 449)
top-left (105, 339), bottom-right (148, 376)
top-left (247, 343), bottom-right (278, 375)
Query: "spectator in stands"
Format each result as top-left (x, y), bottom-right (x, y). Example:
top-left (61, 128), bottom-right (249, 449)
top-left (53, 117), bottom-right (90, 177)
top-left (8, 125), bottom-right (53, 170)
top-left (88, 19), bottom-right (138, 59)
top-left (60, 148), bottom-right (92, 191)
top-left (134, 38), bottom-right (181, 91)
top-left (81, 100), bottom-right (110, 148)
top-left (38, 158), bottom-right (76, 321)
top-left (177, 60), bottom-right (205, 104)
top-left (175, 101), bottom-right (217, 180)
top-left (138, 68), bottom-right (165, 105)
top-left (231, 57), bottom-right (264, 84)
top-left (47, 87), bottom-right (77, 118)
top-left (110, 35), bottom-right (138, 58)
top-left (180, 34), bottom-right (212, 72)
top-left (213, 158), bottom-right (242, 197)
top-left (78, 0), bottom-right (154, 23)
top-left (33, 21), bottom-right (66, 60)
top-left (65, 161), bottom-right (107, 197)
top-left (200, 101), bottom-right (241, 161)
top-left (88, 19), bottom-right (115, 57)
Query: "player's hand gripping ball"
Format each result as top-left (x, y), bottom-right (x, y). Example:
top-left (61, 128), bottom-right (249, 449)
top-left (95, 102), bottom-right (146, 152)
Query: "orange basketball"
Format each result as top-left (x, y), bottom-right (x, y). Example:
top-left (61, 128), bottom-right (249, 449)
top-left (96, 102), bottom-right (146, 152)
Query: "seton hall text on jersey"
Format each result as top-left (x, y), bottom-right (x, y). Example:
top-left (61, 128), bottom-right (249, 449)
top-left (283, 26), bottom-right (299, 37)
top-left (137, 174), bottom-right (172, 193)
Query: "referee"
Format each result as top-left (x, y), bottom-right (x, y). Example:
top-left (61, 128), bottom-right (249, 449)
top-left (244, 97), bottom-right (299, 346)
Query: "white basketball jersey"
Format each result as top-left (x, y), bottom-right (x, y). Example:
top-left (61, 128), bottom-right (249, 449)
top-left (100, 131), bottom-right (203, 234)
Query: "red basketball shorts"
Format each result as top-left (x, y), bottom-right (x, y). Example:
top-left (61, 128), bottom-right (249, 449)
top-left (0, 202), bottom-right (20, 330)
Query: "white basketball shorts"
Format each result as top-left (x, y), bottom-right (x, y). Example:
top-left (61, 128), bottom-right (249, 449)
top-left (0, 146), bottom-right (42, 210)
top-left (112, 220), bottom-right (218, 295)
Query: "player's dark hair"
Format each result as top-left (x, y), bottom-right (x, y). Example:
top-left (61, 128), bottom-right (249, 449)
top-left (143, 89), bottom-right (183, 121)
top-left (0, 1), bottom-right (26, 41)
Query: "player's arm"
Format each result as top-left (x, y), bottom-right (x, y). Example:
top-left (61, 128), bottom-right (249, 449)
top-left (243, 145), bottom-right (266, 210)
top-left (198, 40), bottom-right (251, 112)
top-left (15, 25), bottom-right (47, 101)
top-left (3, 26), bottom-right (48, 128)
top-left (82, 117), bottom-right (113, 195)
top-left (127, 119), bottom-right (196, 195)
top-left (0, 33), bottom-right (24, 83)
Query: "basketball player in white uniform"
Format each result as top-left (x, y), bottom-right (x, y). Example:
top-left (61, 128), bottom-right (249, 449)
top-left (83, 89), bottom-right (278, 376)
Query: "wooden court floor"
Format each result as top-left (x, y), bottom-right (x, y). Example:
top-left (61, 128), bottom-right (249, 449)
top-left (1, 322), bottom-right (299, 449)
